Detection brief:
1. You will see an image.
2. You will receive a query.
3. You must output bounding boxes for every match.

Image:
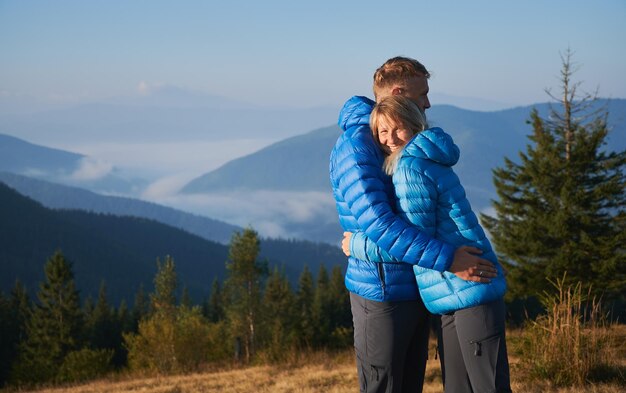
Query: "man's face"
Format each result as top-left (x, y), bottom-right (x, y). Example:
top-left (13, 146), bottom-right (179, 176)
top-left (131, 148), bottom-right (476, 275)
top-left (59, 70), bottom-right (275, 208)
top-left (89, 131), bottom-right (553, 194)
top-left (393, 75), bottom-right (431, 112)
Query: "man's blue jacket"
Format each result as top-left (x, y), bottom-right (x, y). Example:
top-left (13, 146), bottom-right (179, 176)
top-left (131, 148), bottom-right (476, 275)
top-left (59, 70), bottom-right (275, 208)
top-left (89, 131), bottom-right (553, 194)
top-left (329, 96), bottom-right (456, 301)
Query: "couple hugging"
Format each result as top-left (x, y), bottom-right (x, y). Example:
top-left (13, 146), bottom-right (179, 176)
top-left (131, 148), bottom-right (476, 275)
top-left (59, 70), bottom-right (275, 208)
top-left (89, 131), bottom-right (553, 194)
top-left (329, 56), bottom-right (512, 393)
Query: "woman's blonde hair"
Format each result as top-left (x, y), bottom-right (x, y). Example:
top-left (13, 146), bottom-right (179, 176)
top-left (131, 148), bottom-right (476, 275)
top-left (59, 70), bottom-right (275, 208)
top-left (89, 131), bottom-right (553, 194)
top-left (370, 95), bottom-right (428, 175)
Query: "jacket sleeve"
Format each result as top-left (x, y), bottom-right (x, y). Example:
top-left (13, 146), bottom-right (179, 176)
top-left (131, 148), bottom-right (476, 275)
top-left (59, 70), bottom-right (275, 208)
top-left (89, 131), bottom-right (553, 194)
top-left (350, 230), bottom-right (401, 262)
top-left (332, 127), bottom-right (456, 272)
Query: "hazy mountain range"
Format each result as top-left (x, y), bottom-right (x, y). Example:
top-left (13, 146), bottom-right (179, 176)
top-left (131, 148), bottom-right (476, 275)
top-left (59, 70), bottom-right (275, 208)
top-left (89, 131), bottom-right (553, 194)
top-left (2, 98), bottom-right (624, 245)
top-left (2, 95), bottom-right (624, 302)
top-left (0, 182), bottom-right (345, 304)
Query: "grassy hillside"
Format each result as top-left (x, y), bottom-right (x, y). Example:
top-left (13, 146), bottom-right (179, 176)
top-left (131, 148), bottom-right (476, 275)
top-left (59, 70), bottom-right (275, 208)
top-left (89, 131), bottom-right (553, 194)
top-left (21, 326), bottom-right (626, 393)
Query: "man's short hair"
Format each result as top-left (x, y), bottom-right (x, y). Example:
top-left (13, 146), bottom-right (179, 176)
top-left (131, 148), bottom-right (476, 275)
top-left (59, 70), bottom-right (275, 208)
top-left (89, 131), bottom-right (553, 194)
top-left (373, 56), bottom-right (430, 100)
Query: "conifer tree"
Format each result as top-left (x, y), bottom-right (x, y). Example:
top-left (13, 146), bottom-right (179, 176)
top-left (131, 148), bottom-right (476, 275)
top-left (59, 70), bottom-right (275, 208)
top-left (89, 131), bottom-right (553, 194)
top-left (223, 228), bottom-right (267, 363)
top-left (295, 265), bottom-right (315, 347)
top-left (328, 265), bottom-right (352, 339)
top-left (204, 278), bottom-right (224, 323)
top-left (481, 49), bottom-right (626, 303)
top-left (115, 300), bottom-right (132, 366)
top-left (12, 251), bottom-right (83, 383)
top-left (150, 256), bottom-right (177, 315)
top-left (86, 281), bottom-right (116, 350)
top-left (261, 266), bottom-right (295, 358)
top-left (0, 292), bottom-right (14, 387)
top-left (1, 281), bottom-right (31, 383)
top-left (132, 283), bottom-right (149, 330)
top-left (312, 264), bottom-right (332, 346)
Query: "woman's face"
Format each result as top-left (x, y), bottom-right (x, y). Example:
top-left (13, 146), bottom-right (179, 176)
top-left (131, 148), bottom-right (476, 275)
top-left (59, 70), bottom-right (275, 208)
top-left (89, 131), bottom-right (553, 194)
top-left (376, 117), bottom-right (413, 154)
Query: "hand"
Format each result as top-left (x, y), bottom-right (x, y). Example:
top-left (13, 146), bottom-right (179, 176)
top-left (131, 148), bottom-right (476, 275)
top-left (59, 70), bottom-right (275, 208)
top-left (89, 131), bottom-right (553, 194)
top-left (449, 246), bottom-right (497, 283)
top-left (341, 232), bottom-right (353, 256)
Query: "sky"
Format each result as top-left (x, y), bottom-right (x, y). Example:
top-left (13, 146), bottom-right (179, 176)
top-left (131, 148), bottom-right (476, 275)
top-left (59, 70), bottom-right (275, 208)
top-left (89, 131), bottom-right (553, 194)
top-left (1, 0), bottom-right (626, 111)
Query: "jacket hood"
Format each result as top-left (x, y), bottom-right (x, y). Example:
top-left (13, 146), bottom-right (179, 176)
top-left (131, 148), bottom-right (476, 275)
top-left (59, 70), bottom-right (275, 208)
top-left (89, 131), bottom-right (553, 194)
top-left (338, 96), bottom-right (375, 132)
top-left (402, 127), bottom-right (460, 167)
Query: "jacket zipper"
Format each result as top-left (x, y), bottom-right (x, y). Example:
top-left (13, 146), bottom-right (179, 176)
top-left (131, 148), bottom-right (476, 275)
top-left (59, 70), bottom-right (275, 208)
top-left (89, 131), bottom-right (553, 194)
top-left (377, 263), bottom-right (386, 297)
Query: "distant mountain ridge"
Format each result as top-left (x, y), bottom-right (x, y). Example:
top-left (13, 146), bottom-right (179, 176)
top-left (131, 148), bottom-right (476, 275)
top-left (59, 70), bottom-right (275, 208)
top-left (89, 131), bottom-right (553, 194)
top-left (181, 99), bottom-right (626, 210)
top-left (0, 89), bottom-right (339, 144)
top-left (0, 133), bottom-right (83, 175)
top-left (0, 183), bottom-right (345, 304)
top-left (0, 133), bottom-right (145, 195)
top-left (182, 125), bottom-right (340, 193)
top-left (0, 172), bottom-right (241, 244)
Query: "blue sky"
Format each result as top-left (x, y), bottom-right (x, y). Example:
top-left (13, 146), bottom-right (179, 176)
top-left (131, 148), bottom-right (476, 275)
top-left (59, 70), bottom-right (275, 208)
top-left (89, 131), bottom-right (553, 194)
top-left (1, 0), bottom-right (625, 110)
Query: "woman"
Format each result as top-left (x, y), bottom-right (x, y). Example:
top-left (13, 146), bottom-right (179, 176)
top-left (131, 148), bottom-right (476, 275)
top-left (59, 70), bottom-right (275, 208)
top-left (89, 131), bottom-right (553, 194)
top-left (346, 95), bottom-right (512, 393)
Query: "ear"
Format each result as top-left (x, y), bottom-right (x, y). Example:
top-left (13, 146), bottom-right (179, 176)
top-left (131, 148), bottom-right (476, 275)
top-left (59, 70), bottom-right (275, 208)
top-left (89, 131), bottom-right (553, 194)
top-left (391, 87), bottom-right (403, 96)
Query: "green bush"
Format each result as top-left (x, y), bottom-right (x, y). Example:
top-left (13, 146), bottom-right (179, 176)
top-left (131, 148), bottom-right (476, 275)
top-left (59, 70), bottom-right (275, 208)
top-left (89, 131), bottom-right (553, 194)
top-left (57, 348), bottom-right (114, 383)
top-left (125, 307), bottom-right (229, 374)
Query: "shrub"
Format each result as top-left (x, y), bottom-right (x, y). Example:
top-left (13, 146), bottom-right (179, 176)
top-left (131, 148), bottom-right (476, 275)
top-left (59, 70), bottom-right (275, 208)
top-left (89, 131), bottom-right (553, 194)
top-left (125, 307), bottom-right (230, 374)
top-left (57, 348), bottom-right (114, 383)
top-left (520, 274), bottom-right (620, 386)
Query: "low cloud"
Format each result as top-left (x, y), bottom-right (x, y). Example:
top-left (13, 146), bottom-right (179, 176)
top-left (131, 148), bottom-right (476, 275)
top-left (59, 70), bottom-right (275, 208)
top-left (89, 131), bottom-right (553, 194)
top-left (141, 173), bottom-right (198, 199)
top-left (69, 157), bottom-right (114, 181)
top-left (63, 139), bottom-right (276, 177)
top-left (144, 189), bottom-right (337, 240)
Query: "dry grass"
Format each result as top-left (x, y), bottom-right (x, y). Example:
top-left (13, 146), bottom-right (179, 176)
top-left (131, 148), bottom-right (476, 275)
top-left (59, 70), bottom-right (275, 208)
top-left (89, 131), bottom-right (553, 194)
top-left (10, 326), bottom-right (625, 393)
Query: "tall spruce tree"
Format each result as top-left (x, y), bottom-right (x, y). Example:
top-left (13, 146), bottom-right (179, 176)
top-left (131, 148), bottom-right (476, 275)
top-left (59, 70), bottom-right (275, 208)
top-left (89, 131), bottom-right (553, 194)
top-left (0, 281), bottom-right (30, 386)
top-left (12, 251), bottom-right (83, 383)
top-left (328, 265), bottom-right (352, 337)
top-left (150, 256), bottom-right (178, 315)
top-left (295, 265), bottom-right (315, 348)
top-left (481, 50), bottom-right (626, 303)
top-left (204, 278), bottom-right (225, 323)
top-left (261, 266), bottom-right (296, 358)
top-left (86, 281), bottom-right (115, 350)
top-left (223, 228), bottom-right (267, 363)
top-left (312, 264), bottom-right (332, 347)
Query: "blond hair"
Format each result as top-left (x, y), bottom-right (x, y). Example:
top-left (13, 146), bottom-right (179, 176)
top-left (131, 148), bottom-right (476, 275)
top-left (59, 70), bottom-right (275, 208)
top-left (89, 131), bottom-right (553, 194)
top-left (373, 56), bottom-right (430, 101)
top-left (370, 95), bottom-right (428, 175)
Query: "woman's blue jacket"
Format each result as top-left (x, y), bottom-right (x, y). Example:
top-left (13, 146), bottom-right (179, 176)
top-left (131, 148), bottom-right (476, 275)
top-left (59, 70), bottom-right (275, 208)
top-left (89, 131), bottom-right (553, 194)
top-left (350, 125), bottom-right (506, 314)
top-left (329, 96), bottom-right (456, 302)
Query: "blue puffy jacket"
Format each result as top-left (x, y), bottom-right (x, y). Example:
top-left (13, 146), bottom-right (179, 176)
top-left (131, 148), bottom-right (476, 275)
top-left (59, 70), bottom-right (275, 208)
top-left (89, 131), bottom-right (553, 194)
top-left (350, 127), bottom-right (506, 314)
top-left (329, 96), bottom-right (456, 302)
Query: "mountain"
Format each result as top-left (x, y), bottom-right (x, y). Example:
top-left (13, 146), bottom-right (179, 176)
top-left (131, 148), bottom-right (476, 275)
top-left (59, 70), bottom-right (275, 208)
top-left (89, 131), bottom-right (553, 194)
top-left (0, 133), bottom-right (83, 175)
top-left (181, 99), bottom-right (626, 209)
top-left (0, 172), bottom-right (241, 244)
top-left (0, 88), bottom-right (338, 145)
top-left (0, 183), bottom-right (345, 304)
top-left (182, 125), bottom-right (340, 193)
top-left (0, 133), bottom-right (146, 195)
top-left (175, 99), bottom-right (626, 244)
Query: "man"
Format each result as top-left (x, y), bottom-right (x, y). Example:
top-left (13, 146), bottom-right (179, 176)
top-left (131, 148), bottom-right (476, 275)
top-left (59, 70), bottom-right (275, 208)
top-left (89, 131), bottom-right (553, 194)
top-left (329, 56), bottom-right (497, 393)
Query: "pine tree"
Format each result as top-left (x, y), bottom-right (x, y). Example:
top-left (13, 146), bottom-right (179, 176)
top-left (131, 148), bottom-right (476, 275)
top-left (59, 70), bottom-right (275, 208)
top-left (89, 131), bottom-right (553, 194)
top-left (204, 278), bottom-right (225, 323)
top-left (86, 281), bottom-right (116, 350)
top-left (295, 265), bottom-right (315, 348)
top-left (150, 256), bottom-right (178, 315)
top-left (12, 251), bottom-right (83, 383)
top-left (223, 228), bottom-right (267, 363)
top-left (481, 49), bottom-right (626, 303)
top-left (261, 266), bottom-right (295, 358)
top-left (312, 264), bottom-right (332, 347)
top-left (1, 281), bottom-right (31, 384)
top-left (132, 283), bottom-right (149, 330)
top-left (328, 265), bottom-right (352, 344)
